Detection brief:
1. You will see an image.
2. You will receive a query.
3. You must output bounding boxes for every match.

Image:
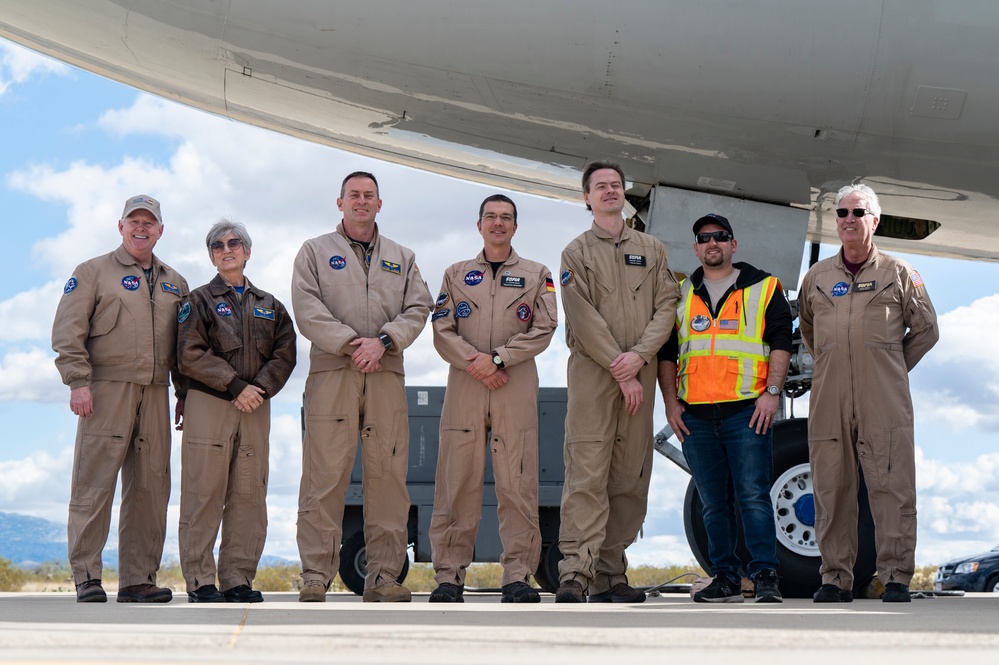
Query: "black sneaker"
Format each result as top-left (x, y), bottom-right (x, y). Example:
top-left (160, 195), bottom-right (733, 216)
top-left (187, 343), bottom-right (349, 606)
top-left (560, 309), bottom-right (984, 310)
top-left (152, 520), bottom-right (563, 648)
top-left (693, 576), bottom-right (743, 603)
top-left (188, 584), bottom-right (224, 603)
top-left (753, 570), bottom-right (783, 603)
top-left (812, 583), bottom-right (853, 603)
top-left (429, 582), bottom-right (464, 603)
top-left (501, 581), bottom-right (541, 603)
top-left (223, 584), bottom-right (263, 603)
top-left (882, 582), bottom-right (911, 603)
top-left (588, 582), bottom-right (646, 603)
top-left (555, 579), bottom-right (586, 603)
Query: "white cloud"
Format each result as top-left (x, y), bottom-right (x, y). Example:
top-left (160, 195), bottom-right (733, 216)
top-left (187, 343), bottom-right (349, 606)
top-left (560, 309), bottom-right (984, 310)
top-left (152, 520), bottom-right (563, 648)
top-left (0, 40), bottom-right (69, 96)
top-left (0, 346), bottom-right (63, 402)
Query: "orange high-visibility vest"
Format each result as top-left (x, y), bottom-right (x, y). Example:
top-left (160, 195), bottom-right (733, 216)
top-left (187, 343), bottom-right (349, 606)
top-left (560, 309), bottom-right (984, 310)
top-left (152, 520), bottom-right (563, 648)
top-left (677, 276), bottom-right (779, 404)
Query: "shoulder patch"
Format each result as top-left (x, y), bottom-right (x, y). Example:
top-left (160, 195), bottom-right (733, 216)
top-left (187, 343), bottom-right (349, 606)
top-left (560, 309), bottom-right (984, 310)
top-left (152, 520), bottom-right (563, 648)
top-left (560, 269), bottom-right (574, 286)
top-left (910, 272), bottom-right (924, 288)
top-left (432, 308), bottom-right (450, 321)
top-left (436, 291), bottom-right (450, 309)
top-left (161, 282), bottom-right (181, 296)
top-left (178, 302), bottom-right (191, 323)
top-left (253, 307), bottom-right (275, 321)
top-left (545, 277), bottom-right (556, 293)
top-left (63, 277), bottom-right (78, 295)
top-left (381, 259), bottom-right (402, 274)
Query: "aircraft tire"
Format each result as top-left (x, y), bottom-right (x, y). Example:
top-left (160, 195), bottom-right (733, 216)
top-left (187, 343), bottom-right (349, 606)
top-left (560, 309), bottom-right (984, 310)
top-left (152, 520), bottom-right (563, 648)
top-left (534, 542), bottom-right (563, 594)
top-left (337, 530), bottom-right (410, 596)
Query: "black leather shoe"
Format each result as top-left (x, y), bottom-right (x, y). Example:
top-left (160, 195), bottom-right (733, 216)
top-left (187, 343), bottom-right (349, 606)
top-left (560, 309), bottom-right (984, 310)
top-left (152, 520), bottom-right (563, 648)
top-left (882, 582), bottom-right (911, 603)
top-left (223, 584), bottom-right (263, 603)
top-left (501, 581), bottom-right (541, 603)
top-left (812, 583), bottom-right (853, 603)
top-left (188, 584), bottom-right (225, 603)
top-left (76, 579), bottom-right (107, 603)
top-left (588, 582), bottom-right (646, 603)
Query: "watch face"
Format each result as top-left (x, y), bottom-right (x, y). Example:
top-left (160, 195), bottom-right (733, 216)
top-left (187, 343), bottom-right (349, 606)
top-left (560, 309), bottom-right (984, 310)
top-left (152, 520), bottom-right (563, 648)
top-left (493, 355), bottom-right (503, 365)
top-left (768, 386), bottom-right (780, 395)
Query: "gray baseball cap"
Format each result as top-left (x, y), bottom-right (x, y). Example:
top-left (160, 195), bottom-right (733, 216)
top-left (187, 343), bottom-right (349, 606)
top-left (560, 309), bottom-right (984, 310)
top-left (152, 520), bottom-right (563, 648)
top-left (121, 194), bottom-right (163, 224)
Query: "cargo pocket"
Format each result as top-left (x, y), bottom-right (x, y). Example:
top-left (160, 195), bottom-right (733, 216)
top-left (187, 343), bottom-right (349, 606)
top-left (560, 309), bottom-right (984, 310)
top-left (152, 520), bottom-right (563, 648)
top-left (236, 444), bottom-right (258, 496)
top-left (304, 414), bottom-right (351, 472)
top-left (75, 429), bottom-right (126, 487)
top-left (182, 437), bottom-right (224, 489)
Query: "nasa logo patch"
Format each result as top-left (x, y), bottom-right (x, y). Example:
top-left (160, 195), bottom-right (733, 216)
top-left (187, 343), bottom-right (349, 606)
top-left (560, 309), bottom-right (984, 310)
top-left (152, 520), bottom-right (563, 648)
top-left (329, 255), bottom-right (347, 270)
top-left (436, 291), bottom-right (449, 309)
top-left (464, 270), bottom-right (484, 286)
top-left (177, 302), bottom-right (191, 323)
top-left (560, 269), bottom-right (574, 286)
top-left (121, 275), bottom-right (141, 291)
top-left (63, 277), bottom-right (78, 295)
top-left (690, 314), bottom-right (711, 332)
top-left (517, 303), bottom-right (532, 321)
top-left (215, 302), bottom-right (233, 317)
top-left (831, 282), bottom-right (850, 297)
top-left (456, 301), bottom-right (472, 318)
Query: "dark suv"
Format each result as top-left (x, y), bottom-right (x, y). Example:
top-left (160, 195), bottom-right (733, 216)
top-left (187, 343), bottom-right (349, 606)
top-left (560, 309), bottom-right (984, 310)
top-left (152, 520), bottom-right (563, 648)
top-left (935, 545), bottom-right (999, 593)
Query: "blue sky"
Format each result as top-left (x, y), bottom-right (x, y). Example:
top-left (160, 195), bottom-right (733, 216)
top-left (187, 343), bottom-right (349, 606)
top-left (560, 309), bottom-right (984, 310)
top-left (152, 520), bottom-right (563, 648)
top-left (1, 39), bottom-right (997, 570)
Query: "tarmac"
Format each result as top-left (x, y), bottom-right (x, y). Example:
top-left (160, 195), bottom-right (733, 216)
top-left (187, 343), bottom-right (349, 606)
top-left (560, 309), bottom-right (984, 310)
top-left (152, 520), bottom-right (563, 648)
top-left (1, 590), bottom-right (997, 664)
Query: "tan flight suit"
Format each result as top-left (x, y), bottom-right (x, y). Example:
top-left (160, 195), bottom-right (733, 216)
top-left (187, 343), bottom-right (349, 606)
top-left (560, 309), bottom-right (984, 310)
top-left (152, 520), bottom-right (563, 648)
top-left (798, 246), bottom-right (938, 587)
top-left (292, 223), bottom-right (432, 590)
top-left (558, 222), bottom-right (679, 594)
top-left (176, 274), bottom-right (297, 593)
top-left (52, 244), bottom-right (188, 588)
top-left (430, 249), bottom-right (558, 587)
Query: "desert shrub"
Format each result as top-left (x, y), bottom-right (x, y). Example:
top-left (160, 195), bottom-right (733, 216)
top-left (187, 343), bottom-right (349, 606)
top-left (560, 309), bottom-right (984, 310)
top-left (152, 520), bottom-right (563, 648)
top-left (0, 557), bottom-right (27, 592)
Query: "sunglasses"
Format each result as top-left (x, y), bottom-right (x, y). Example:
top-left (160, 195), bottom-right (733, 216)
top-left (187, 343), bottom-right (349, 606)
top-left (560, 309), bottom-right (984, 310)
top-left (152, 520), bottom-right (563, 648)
top-left (210, 238), bottom-right (243, 252)
top-left (835, 208), bottom-right (869, 218)
top-left (695, 230), bottom-right (733, 244)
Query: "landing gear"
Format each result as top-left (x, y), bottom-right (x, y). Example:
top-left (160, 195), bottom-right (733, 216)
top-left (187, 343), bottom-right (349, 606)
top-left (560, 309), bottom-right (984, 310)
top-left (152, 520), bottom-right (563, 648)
top-left (338, 530), bottom-right (411, 596)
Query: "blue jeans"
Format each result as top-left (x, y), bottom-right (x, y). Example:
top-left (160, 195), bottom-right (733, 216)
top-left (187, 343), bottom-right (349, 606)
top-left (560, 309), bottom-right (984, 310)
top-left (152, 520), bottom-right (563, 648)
top-left (681, 403), bottom-right (778, 582)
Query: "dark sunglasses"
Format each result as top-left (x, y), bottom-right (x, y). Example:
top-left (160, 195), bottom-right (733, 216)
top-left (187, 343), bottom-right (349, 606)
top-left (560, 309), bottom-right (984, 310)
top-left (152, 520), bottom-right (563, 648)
top-left (695, 230), bottom-right (733, 244)
top-left (210, 238), bottom-right (243, 252)
top-left (835, 208), bottom-right (869, 218)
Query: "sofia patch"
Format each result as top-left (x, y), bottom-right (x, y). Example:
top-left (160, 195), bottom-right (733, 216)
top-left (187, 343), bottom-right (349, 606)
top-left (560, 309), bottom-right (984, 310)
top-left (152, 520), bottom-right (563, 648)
top-left (177, 302), bottom-right (191, 323)
top-left (436, 291), bottom-right (449, 309)
top-left (517, 303), bottom-right (532, 321)
top-left (690, 314), bottom-right (711, 332)
top-left (121, 275), bottom-right (141, 291)
top-left (560, 269), bottom-right (574, 286)
top-left (831, 282), bottom-right (850, 297)
top-left (329, 255), bottom-right (347, 270)
top-left (432, 309), bottom-right (450, 321)
top-left (215, 302), bottom-right (233, 317)
top-left (456, 301), bottom-right (472, 318)
top-left (63, 277), bottom-right (78, 295)
top-left (464, 270), bottom-right (484, 286)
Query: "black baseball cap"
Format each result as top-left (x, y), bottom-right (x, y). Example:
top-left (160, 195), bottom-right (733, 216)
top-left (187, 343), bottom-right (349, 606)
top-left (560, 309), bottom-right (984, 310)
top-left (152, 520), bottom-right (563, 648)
top-left (692, 213), bottom-right (734, 237)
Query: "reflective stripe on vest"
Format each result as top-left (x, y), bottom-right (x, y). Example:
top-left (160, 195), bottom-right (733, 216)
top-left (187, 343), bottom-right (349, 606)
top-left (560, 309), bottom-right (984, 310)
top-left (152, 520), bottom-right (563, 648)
top-left (676, 276), bottom-right (778, 404)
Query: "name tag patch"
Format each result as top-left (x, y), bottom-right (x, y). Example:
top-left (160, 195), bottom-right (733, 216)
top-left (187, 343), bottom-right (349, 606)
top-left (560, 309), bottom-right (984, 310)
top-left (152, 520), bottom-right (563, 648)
top-left (853, 280), bottom-right (876, 293)
top-left (381, 259), bottom-right (402, 274)
top-left (501, 276), bottom-right (525, 288)
top-left (624, 254), bottom-right (647, 267)
top-left (161, 282), bottom-right (181, 296)
top-left (254, 307), bottom-right (275, 320)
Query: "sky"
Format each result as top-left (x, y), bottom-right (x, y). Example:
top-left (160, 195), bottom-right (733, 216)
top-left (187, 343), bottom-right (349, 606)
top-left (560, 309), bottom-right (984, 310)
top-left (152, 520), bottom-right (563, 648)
top-left (1, 38), bottom-right (998, 574)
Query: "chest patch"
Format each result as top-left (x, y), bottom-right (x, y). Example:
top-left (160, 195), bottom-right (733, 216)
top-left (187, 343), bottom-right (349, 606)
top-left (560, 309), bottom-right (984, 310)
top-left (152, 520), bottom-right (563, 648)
top-left (456, 301), bottom-right (472, 318)
top-left (690, 314), bottom-right (711, 332)
top-left (624, 254), bottom-right (647, 267)
top-left (121, 275), bottom-right (141, 291)
top-left (853, 280), bottom-right (876, 293)
top-left (831, 282), bottom-right (850, 297)
top-left (161, 282), bottom-right (181, 296)
top-left (329, 255), bottom-right (347, 270)
top-left (63, 277), bottom-right (78, 295)
top-left (464, 270), bottom-right (484, 286)
top-left (501, 275), bottom-right (525, 288)
top-left (178, 302), bottom-right (191, 324)
top-left (517, 303), bottom-right (532, 321)
top-left (253, 307), bottom-right (275, 321)
top-left (719, 319), bottom-right (739, 330)
top-left (381, 259), bottom-right (402, 274)
top-left (215, 302), bottom-right (233, 317)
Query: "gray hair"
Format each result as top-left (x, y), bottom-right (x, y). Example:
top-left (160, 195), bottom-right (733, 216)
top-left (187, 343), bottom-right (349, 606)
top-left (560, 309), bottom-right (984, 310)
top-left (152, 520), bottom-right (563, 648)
top-left (835, 184), bottom-right (882, 218)
top-left (205, 218), bottom-right (252, 255)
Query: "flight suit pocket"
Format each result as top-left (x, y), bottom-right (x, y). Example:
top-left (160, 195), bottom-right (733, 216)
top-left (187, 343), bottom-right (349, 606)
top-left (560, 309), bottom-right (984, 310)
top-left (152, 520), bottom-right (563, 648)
top-left (214, 332), bottom-right (243, 354)
top-left (236, 444), bottom-right (259, 496)
top-left (564, 437), bottom-right (605, 490)
top-left (361, 409), bottom-right (408, 479)
top-left (863, 283), bottom-right (900, 344)
top-left (88, 299), bottom-right (136, 364)
top-left (182, 437), bottom-right (224, 490)
top-left (628, 264), bottom-right (654, 294)
top-left (75, 428), bottom-right (126, 489)
top-left (440, 424), bottom-right (478, 479)
top-left (305, 415), bottom-right (352, 472)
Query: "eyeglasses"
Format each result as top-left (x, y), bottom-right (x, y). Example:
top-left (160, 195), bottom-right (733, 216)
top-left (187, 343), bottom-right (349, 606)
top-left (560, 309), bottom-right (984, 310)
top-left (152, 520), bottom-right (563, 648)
top-left (695, 230), bottom-right (733, 244)
top-left (210, 238), bottom-right (243, 252)
top-left (836, 208), bottom-right (869, 218)
top-left (481, 213), bottom-right (515, 222)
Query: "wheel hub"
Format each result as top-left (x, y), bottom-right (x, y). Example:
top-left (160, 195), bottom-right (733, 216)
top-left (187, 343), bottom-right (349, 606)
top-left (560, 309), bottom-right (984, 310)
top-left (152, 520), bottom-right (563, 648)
top-left (771, 463), bottom-right (818, 557)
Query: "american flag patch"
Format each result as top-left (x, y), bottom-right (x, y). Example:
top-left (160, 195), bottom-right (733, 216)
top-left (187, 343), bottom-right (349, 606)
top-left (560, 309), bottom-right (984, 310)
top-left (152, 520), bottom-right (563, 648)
top-left (719, 319), bottom-right (739, 330)
top-left (545, 277), bottom-right (555, 293)
top-left (910, 272), bottom-right (924, 287)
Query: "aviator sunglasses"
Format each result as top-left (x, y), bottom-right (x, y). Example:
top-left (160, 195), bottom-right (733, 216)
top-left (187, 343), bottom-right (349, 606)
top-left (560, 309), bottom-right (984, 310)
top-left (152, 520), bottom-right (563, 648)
top-left (695, 230), bottom-right (733, 244)
top-left (210, 238), bottom-right (244, 252)
top-left (836, 208), bottom-right (869, 218)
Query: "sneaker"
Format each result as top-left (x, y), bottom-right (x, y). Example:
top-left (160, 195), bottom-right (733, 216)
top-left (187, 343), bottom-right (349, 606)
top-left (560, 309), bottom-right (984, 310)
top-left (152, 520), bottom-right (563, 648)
top-left (882, 582), bottom-right (911, 603)
top-left (362, 581), bottom-right (412, 603)
top-left (116, 583), bottom-right (173, 603)
top-left (588, 582), bottom-right (646, 603)
top-left (753, 570), bottom-right (783, 603)
top-left (299, 580), bottom-right (327, 603)
top-left (555, 579), bottom-right (586, 603)
top-left (693, 576), bottom-right (743, 603)
top-left (188, 584), bottom-right (224, 603)
top-left (76, 579), bottom-right (107, 603)
top-left (812, 583), bottom-right (853, 603)
top-left (223, 584), bottom-right (263, 603)
top-left (501, 581), bottom-right (541, 603)
top-left (428, 583), bottom-right (464, 603)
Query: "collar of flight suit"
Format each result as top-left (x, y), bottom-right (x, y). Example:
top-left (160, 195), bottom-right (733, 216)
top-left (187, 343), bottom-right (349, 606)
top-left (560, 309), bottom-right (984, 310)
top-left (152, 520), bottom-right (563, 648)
top-left (335, 220), bottom-right (380, 248)
top-left (833, 242), bottom-right (882, 274)
top-left (113, 243), bottom-right (162, 275)
top-left (474, 246), bottom-right (522, 268)
top-left (207, 272), bottom-right (262, 299)
top-left (589, 219), bottom-right (634, 243)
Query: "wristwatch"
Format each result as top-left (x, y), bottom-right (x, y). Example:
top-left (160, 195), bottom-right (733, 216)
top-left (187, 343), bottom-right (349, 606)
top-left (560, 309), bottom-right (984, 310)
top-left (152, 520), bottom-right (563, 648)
top-left (378, 333), bottom-right (392, 350)
top-left (766, 385), bottom-right (781, 396)
top-left (492, 352), bottom-right (505, 369)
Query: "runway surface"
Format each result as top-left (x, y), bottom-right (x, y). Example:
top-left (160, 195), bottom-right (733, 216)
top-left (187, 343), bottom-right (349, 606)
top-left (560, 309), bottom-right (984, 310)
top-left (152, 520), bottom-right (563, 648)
top-left (1, 590), bottom-right (996, 664)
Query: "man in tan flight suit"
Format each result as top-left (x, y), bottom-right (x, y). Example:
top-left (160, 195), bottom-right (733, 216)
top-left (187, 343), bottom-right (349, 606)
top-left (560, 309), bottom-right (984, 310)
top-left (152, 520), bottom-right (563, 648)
top-left (799, 183), bottom-right (938, 604)
top-left (428, 194), bottom-right (558, 603)
top-left (293, 171), bottom-right (433, 603)
top-left (53, 194), bottom-right (188, 603)
top-left (556, 161), bottom-right (680, 603)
